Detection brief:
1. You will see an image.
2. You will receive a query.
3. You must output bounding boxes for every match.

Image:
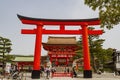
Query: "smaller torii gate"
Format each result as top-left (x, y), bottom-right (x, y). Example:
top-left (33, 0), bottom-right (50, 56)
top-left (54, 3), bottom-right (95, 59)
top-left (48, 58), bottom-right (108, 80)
top-left (17, 14), bottom-right (103, 79)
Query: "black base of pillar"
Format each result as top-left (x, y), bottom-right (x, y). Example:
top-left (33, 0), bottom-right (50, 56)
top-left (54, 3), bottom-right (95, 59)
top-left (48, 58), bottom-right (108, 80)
top-left (83, 70), bottom-right (92, 78)
top-left (31, 70), bottom-right (40, 79)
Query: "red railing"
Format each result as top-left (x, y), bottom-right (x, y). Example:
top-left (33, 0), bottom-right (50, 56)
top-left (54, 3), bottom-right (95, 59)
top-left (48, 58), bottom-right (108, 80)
top-left (52, 72), bottom-right (73, 77)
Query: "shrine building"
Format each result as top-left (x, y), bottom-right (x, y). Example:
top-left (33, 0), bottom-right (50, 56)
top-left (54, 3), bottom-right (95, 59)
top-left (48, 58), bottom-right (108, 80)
top-left (42, 36), bottom-right (78, 67)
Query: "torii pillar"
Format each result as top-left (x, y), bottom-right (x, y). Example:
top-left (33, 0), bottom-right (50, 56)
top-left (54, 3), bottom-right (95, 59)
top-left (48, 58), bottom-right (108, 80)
top-left (32, 24), bottom-right (43, 78)
top-left (82, 24), bottom-right (92, 78)
top-left (17, 14), bottom-right (103, 79)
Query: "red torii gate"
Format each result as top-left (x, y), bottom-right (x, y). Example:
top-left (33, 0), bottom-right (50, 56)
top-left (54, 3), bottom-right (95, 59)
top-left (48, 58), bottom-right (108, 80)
top-left (17, 14), bottom-right (103, 79)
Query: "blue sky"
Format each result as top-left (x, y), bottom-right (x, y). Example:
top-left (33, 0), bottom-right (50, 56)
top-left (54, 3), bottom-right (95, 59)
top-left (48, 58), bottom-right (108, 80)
top-left (0, 0), bottom-right (120, 55)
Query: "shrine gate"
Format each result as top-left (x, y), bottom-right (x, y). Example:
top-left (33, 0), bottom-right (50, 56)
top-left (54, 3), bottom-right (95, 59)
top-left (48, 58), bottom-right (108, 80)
top-left (17, 14), bottom-right (103, 79)
top-left (42, 36), bottom-right (77, 67)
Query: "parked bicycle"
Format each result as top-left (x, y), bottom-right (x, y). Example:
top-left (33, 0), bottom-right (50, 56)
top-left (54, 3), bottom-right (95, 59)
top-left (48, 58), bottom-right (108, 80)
top-left (7, 71), bottom-right (23, 80)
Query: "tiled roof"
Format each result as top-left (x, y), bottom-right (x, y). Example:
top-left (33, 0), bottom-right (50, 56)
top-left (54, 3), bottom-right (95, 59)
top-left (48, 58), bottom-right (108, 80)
top-left (13, 56), bottom-right (48, 62)
top-left (13, 56), bottom-right (34, 62)
top-left (47, 36), bottom-right (77, 44)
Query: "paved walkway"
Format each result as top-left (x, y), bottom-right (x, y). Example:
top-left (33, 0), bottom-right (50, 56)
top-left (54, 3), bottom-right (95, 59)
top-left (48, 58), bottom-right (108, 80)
top-left (49, 77), bottom-right (120, 80)
top-left (0, 72), bottom-right (120, 80)
top-left (28, 73), bottom-right (120, 80)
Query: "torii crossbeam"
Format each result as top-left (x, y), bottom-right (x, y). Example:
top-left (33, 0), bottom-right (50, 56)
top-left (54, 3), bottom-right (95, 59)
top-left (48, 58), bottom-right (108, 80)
top-left (17, 14), bottom-right (103, 79)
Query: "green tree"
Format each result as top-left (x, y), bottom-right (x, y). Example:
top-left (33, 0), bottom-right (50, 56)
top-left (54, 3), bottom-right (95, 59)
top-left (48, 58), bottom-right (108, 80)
top-left (89, 36), bottom-right (105, 72)
top-left (0, 36), bottom-right (12, 71)
top-left (88, 27), bottom-right (105, 72)
top-left (74, 37), bottom-right (83, 60)
top-left (84, 0), bottom-right (120, 29)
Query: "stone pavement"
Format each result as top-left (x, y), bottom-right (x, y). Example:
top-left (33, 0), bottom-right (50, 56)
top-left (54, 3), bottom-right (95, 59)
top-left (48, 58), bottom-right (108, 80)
top-left (49, 77), bottom-right (120, 80)
top-left (27, 73), bottom-right (120, 80)
top-left (0, 72), bottom-right (120, 80)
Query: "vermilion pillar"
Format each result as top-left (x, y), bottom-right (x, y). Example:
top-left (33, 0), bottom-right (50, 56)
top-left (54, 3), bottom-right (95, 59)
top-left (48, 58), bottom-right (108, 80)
top-left (82, 24), bottom-right (92, 78)
top-left (32, 24), bottom-right (42, 79)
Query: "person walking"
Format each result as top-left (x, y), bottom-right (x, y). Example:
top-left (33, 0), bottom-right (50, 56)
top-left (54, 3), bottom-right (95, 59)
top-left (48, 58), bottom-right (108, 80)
top-left (64, 67), bottom-right (67, 73)
top-left (72, 67), bottom-right (77, 77)
top-left (67, 67), bottom-right (70, 73)
top-left (45, 66), bottom-right (50, 79)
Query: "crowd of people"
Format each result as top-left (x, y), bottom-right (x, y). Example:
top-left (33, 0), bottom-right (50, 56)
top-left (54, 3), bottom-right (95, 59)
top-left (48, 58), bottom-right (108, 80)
top-left (4, 64), bottom-right (21, 79)
top-left (40, 66), bottom-right (77, 79)
top-left (64, 66), bottom-right (77, 77)
top-left (40, 66), bottom-right (56, 79)
top-left (4, 64), bottom-right (77, 79)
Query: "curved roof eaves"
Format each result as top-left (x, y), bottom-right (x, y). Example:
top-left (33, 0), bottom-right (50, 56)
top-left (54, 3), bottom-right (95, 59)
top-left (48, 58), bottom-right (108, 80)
top-left (17, 14), bottom-right (99, 22)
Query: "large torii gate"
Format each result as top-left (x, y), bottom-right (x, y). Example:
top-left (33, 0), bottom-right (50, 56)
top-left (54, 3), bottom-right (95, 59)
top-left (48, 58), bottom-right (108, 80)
top-left (17, 14), bottom-right (103, 79)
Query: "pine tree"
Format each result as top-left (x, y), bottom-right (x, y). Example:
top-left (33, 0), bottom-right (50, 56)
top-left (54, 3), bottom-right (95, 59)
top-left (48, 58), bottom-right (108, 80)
top-left (0, 36), bottom-right (12, 72)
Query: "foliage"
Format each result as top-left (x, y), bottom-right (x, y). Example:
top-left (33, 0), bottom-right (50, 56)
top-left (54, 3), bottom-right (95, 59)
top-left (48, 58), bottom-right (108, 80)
top-left (0, 37), bottom-right (12, 54)
top-left (74, 37), bottom-right (83, 60)
top-left (89, 35), bottom-right (105, 72)
top-left (0, 36), bottom-right (13, 67)
top-left (84, 0), bottom-right (120, 29)
top-left (0, 54), bottom-right (15, 62)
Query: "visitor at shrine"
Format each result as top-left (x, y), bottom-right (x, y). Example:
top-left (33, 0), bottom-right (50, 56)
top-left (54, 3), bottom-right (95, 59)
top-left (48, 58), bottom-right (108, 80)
top-left (67, 67), bottom-right (70, 73)
top-left (40, 66), bottom-right (45, 77)
top-left (45, 66), bottom-right (51, 79)
top-left (10, 64), bottom-right (18, 73)
top-left (97, 69), bottom-right (102, 75)
top-left (28, 66), bottom-right (32, 72)
top-left (51, 67), bottom-right (56, 74)
top-left (72, 66), bottom-right (77, 77)
top-left (64, 67), bottom-right (67, 73)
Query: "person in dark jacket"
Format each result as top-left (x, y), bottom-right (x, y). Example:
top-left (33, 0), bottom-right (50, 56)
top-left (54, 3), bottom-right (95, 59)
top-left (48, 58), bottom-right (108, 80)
top-left (72, 66), bottom-right (77, 77)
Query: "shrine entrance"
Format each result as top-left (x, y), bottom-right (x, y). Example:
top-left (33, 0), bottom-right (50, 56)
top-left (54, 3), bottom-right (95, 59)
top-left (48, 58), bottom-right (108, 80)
top-left (42, 36), bottom-right (77, 67)
top-left (58, 58), bottom-right (69, 66)
top-left (17, 14), bottom-right (103, 79)
top-left (42, 36), bottom-right (78, 78)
